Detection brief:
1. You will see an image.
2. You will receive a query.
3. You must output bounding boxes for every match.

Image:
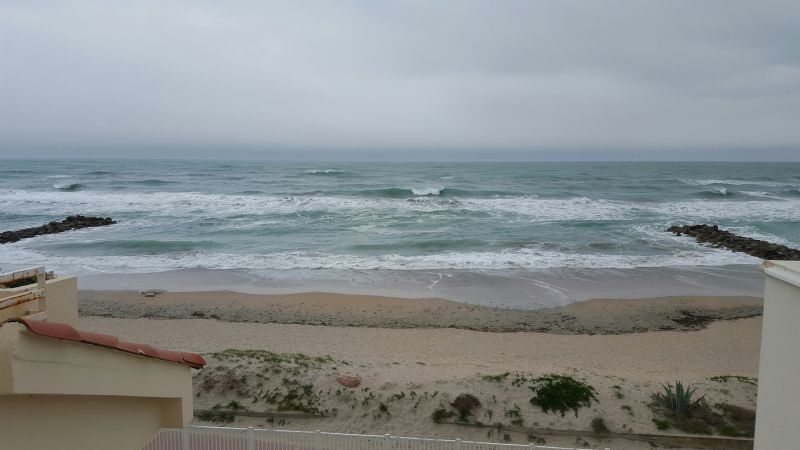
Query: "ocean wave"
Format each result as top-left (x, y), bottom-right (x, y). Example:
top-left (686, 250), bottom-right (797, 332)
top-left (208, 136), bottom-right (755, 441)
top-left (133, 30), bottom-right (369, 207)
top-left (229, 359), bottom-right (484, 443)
top-left (358, 186), bottom-right (517, 198)
top-left (697, 187), bottom-right (731, 197)
top-left (411, 186), bottom-right (444, 196)
top-left (87, 170), bottom-right (115, 175)
top-left (682, 178), bottom-right (793, 187)
top-left (357, 187), bottom-right (448, 197)
top-left (738, 189), bottom-right (800, 200)
top-left (0, 246), bottom-right (758, 273)
top-left (53, 182), bottom-right (84, 191)
top-left (3, 190), bottom-right (800, 223)
top-left (41, 239), bottom-right (219, 255)
top-left (650, 198), bottom-right (800, 221)
top-left (133, 179), bottom-right (176, 185)
top-left (781, 188), bottom-right (800, 197)
top-left (349, 238), bottom-right (485, 252)
top-left (304, 169), bottom-right (346, 175)
top-left (740, 191), bottom-right (778, 199)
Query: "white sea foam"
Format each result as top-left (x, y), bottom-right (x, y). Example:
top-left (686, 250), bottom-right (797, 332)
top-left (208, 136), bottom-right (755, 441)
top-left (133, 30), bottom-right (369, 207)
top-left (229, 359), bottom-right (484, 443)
top-left (52, 182), bottom-right (83, 191)
top-left (304, 169), bottom-right (341, 174)
top-left (3, 189), bottom-right (800, 224)
top-left (648, 199), bottom-right (800, 221)
top-left (411, 186), bottom-right (444, 196)
top-left (740, 191), bottom-right (777, 199)
top-left (682, 178), bottom-right (794, 187)
top-left (0, 244), bottom-right (759, 274)
top-left (0, 190), bottom-right (639, 222)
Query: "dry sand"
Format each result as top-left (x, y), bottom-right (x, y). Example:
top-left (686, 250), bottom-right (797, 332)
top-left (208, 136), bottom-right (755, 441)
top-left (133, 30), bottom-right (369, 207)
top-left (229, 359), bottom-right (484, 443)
top-left (76, 315), bottom-right (761, 382)
top-left (76, 291), bottom-right (763, 450)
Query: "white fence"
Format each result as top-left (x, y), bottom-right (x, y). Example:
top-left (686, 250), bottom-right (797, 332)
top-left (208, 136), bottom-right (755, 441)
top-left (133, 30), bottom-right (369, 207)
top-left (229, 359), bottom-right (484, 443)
top-left (143, 426), bottom-right (605, 450)
top-left (0, 266), bottom-right (46, 315)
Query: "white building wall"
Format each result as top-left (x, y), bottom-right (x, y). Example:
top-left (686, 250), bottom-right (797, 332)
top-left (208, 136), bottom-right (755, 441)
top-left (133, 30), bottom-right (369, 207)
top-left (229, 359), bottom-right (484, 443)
top-left (754, 261), bottom-right (800, 450)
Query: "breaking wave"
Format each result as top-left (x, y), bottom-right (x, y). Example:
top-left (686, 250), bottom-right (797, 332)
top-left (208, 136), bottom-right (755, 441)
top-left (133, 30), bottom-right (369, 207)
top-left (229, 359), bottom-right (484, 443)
top-left (53, 182), bottom-right (84, 191)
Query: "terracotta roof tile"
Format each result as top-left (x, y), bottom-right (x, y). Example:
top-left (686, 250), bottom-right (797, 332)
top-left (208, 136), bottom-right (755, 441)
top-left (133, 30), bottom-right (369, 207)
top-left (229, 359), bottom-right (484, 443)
top-left (77, 330), bottom-right (119, 347)
top-left (3, 318), bottom-right (206, 369)
top-left (117, 341), bottom-right (163, 359)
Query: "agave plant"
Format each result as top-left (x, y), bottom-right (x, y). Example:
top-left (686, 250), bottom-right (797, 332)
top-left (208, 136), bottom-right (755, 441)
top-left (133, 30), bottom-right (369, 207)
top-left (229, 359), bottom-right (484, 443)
top-left (654, 381), bottom-right (704, 416)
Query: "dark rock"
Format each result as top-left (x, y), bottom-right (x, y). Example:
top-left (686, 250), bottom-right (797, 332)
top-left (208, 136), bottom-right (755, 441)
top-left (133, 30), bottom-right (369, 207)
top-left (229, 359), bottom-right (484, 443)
top-left (0, 216), bottom-right (117, 244)
top-left (668, 224), bottom-right (800, 261)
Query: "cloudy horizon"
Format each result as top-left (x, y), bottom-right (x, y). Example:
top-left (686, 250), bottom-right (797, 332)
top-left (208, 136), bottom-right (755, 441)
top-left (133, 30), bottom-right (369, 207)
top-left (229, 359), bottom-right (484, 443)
top-left (1, 1), bottom-right (799, 160)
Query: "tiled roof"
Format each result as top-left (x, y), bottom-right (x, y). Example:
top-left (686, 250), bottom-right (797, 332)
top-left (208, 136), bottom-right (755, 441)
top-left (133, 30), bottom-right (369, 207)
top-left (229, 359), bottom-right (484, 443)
top-left (3, 318), bottom-right (206, 369)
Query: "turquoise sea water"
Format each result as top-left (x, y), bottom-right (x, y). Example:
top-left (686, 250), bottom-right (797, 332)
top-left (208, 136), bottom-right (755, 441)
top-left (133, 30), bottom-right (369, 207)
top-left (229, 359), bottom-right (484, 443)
top-left (0, 160), bottom-right (798, 305)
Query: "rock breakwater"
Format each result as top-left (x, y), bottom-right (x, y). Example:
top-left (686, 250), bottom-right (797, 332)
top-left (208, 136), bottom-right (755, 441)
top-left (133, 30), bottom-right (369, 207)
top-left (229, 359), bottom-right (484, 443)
top-left (1, 215), bottom-right (116, 244)
top-left (668, 224), bottom-right (800, 260)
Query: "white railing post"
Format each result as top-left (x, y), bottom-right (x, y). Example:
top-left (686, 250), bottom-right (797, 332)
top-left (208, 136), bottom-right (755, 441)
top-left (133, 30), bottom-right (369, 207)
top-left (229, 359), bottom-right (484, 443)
top-left (181, 427), bottom-right (189, 450)
top-left (315, 430), bottom-right (322, 450)
top-left (455, 438), bottom-right (462, 450)
top-left (35, 268), bottom-right (46, 313)
top-left (383, 434), bottom-right (391, 450)
top-left (247, 427), bottom-right (255, 450)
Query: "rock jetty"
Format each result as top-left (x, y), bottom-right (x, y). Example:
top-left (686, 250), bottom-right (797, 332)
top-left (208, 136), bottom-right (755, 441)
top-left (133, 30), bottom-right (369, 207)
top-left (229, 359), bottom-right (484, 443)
top-left (668, 224), bottom-right (800, 260)
top-left (0, 215), bottom-right (116, 244)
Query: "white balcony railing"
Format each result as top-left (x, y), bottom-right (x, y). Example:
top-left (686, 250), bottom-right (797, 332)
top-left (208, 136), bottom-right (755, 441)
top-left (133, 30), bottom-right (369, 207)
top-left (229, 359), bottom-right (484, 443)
top-left (143, 426), bottom-right (605, 450)
top-left (0, 266), bottom-right (46, 318)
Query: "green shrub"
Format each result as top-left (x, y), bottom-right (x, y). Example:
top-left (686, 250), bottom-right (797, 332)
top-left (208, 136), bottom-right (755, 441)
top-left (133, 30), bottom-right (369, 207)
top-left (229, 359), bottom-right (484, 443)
top-left (674, 418), bottom-right (712, 435)
top-left (715, 403), bottom-right (756, 437)
top-left (591, 417), bottom-right (610, 434)
top-left (709, 375), bottom-right (758, 386)
top-left (432, 408), bottom-right (455, 423)
top-left (504, 404), bottom-right (523, 426)
top-left (652, 418), bottom-right (671, 430)
top-left (451, 394), bottom-right (481, 421)
top-left (620, 405), bottom-right (634, 416)
top-left (528, 374), bottom-right (597, 417)
top-left (654, 381), bottom-right (704, 416)
top-left (612, 385), bottom-right (625, 399)
top-left (196, 409), bottom-right (234, 423)
top-left (226, 400), bottom-right (243, 410)
top-left (482, 372), bottom-right (510, 382)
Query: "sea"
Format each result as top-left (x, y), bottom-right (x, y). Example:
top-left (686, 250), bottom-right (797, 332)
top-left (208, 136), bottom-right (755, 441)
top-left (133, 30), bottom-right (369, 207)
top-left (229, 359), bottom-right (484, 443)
top-left (1, 160), bottom-right (798, 307)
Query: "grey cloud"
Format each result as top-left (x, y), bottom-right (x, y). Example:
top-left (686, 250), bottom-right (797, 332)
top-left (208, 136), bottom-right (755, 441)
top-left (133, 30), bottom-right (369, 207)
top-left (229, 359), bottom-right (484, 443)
top-left (0, 0), bottom-right (798, 159)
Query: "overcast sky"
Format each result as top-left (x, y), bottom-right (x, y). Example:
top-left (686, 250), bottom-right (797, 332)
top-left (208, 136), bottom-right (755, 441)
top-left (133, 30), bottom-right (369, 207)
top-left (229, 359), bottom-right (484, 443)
top-left (1, 1), bottom-right (799, 160)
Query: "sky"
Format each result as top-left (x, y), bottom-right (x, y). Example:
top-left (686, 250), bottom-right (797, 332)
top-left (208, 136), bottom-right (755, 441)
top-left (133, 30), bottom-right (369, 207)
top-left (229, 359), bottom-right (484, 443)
top-left (1, 1), bottom-right (799, 160)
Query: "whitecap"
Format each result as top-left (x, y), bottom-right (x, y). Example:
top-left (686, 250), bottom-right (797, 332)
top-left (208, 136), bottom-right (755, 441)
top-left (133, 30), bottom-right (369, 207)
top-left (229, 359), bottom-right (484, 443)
top-left (682, 178), bottom-right (792, 187)
top-left (411, 186), bottom-right (443, 196)
top-left (52, 182), bottom-right (84, 191)
top-left (304, 169), bottom-right (342, 174)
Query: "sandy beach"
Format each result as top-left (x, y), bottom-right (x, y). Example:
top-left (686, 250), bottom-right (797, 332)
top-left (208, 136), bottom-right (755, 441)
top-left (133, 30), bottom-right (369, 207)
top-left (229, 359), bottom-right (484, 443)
top-left (78, 290), bottom-right (762, 334)
top-left (76, 290), bottom-right (762, 449)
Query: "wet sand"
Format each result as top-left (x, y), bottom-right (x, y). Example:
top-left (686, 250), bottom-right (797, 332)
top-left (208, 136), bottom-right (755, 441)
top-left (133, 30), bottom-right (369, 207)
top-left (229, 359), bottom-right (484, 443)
top-left (79, 290), bottom-right (763, 334)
